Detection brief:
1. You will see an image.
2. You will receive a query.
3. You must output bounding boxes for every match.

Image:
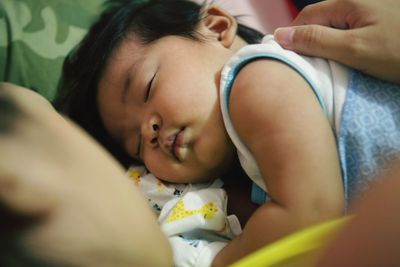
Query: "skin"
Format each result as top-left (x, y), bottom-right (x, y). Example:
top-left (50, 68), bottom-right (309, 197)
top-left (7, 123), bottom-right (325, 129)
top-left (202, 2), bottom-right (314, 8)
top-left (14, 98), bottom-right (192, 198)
top-left (97, 7), bottom-right (243, 184)
top-left (0, 82), bottom-right (172, 267)
top-left (274, 0), bottom-right (400, 84)
top-left (316, 164), bottom-right (400, 267)
top-left (3, 2), bottom-right (398, 266)
top-left (97, 5), bottom-right (344, 266)
top-left (273, 1), bottom-right (400, 265)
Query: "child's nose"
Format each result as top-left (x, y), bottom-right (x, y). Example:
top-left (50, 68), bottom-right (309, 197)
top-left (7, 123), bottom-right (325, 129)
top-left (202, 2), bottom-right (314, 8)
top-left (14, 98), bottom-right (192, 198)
top-left (142, 115), bottom-right (161, 147)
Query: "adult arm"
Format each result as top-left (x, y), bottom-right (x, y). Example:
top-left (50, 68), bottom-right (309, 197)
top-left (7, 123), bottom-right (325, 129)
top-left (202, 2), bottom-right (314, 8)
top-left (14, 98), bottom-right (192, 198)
top-left (274, 0), bottom-right (400, 84)
top-left (0, 82), bottom-right (173, 267)
top-left (316, 164), bottom-right (400, 267)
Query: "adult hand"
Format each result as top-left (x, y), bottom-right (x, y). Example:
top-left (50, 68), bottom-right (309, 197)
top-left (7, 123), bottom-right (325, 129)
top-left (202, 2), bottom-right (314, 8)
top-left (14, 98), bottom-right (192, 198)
top-left (274, 0), bottom-right (400, 84)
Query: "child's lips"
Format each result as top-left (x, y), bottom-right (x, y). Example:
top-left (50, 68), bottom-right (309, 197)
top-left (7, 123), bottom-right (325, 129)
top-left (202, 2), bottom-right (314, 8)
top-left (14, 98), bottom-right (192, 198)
top-left (167, 128), bottom-right (186, 161)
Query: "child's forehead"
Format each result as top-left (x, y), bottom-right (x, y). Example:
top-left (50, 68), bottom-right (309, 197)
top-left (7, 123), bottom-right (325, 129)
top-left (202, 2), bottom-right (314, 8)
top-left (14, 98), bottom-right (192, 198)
top-left (112, 34), bottom-right (146, 56)
top-left (105, 37), bottom-right (146, 72)
top-left (102, 37), bottom-right (161, 86)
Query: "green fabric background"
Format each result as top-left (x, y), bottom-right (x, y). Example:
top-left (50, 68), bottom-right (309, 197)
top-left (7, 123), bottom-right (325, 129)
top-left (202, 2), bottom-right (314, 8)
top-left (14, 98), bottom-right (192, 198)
top-left (0, 0), bottom-right (104, 101)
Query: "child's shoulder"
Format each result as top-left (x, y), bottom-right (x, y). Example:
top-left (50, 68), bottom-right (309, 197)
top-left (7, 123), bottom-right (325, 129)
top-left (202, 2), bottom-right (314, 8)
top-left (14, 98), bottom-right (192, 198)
top-left (230, 58), bottom-right (302, 105)
top-left (227, 50), bottom-right (322, 138)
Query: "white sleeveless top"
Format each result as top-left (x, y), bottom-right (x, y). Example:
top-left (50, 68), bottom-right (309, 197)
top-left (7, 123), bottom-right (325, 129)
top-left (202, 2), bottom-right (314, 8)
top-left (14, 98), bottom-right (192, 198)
top-left (219, 35), bottom-right (350, 200)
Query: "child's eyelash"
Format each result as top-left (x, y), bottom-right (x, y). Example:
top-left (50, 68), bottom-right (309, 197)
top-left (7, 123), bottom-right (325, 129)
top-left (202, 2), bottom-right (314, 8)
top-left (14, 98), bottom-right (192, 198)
top-left (144, 72), bottom-right (157, 102)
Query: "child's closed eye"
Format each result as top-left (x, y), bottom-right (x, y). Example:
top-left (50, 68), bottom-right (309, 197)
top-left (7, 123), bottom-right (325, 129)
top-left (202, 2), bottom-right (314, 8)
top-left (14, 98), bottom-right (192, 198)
top-left (144, 72), bottom-right (157, 102)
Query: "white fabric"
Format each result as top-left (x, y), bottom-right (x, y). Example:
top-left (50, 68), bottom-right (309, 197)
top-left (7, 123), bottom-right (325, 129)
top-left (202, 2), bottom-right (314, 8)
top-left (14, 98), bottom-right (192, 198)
top-left (169, 237), bottom-right (227, 267)
top-left (126, 166), bottom-right (242, 267)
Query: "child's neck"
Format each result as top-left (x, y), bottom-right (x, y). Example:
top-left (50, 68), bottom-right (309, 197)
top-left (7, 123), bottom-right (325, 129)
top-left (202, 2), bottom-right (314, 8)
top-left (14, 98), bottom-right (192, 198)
top-left (231, 36), bottom-right (248, 53)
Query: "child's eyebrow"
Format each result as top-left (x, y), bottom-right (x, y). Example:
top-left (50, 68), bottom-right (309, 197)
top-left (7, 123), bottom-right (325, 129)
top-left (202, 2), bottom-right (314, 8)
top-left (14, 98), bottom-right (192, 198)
top-left (121, 61), bottom-right (138, 104)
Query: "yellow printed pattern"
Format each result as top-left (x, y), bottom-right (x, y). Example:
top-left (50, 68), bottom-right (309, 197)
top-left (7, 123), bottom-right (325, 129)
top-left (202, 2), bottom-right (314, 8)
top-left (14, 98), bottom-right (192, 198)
top-left (166, 199), bottom-right (218, 223)
top-left (127, 169), bottom-right (142, 186)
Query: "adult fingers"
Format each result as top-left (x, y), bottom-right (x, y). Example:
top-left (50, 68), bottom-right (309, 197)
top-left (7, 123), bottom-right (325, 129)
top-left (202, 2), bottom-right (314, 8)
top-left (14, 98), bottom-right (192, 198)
top-left (274, 25), bottom-right (358, 67)
top-left (291, 0), bottom-right (350, 29)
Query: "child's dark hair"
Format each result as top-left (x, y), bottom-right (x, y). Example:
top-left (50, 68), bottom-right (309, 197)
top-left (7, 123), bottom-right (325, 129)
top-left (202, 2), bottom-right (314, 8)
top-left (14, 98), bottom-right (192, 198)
top-left (55, 0), bottom-right (264, 167)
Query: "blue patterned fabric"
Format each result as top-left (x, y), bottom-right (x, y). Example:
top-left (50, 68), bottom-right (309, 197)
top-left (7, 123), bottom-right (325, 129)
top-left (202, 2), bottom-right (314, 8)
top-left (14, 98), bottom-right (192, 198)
top-left (338, 71), bottom-right (400, 202)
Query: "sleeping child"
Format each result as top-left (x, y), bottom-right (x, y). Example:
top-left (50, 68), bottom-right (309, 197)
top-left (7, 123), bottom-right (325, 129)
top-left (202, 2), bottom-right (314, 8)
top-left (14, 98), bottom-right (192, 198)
top-left (55, 0), bottom-right (400, 265)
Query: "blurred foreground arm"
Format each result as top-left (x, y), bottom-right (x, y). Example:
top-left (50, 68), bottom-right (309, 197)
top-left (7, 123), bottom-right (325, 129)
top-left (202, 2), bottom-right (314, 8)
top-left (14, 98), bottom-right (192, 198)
top-left (316, 164), bottom-right (400, 267)
top-left (274, 0), bottom-right (400, 84)
top-left (0, 83), bottom-right (173, 267)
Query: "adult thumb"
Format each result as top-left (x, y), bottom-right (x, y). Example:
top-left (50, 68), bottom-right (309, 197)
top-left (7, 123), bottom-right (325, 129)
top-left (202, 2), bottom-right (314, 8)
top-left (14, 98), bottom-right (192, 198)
top-left (274, 25), bottom-right (350, 63)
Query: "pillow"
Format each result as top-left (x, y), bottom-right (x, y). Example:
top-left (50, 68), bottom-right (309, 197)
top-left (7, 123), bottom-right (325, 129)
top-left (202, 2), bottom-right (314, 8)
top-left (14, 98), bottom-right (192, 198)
top-left (0, 0), bottom-right (104, 101)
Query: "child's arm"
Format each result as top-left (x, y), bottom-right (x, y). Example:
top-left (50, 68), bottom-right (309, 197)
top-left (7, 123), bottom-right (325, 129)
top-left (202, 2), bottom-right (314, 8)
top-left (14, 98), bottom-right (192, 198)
top-left (213, 59), bottom-right (344, 266)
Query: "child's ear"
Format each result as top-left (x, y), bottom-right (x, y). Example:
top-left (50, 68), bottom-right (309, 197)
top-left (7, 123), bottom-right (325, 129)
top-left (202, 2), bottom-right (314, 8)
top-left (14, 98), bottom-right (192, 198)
top-left (202, 5), bottom-right (237, 48)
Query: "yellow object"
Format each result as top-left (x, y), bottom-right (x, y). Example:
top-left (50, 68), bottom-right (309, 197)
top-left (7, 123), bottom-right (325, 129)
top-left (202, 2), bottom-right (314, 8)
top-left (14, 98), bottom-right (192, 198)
top-left (230, 216), bottom-right (351, 267)
top-left (166, 199), bottom-right (218, 223)
top-left (127, 169), bottom-right (142, 185)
